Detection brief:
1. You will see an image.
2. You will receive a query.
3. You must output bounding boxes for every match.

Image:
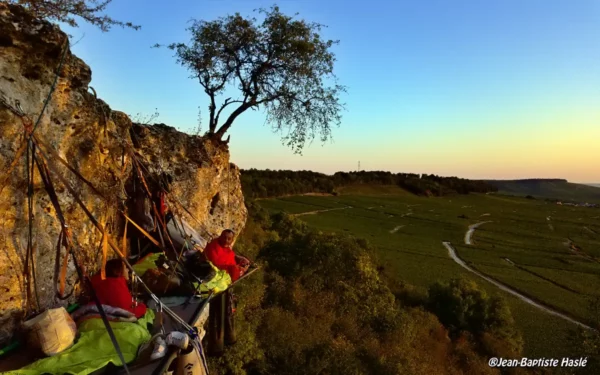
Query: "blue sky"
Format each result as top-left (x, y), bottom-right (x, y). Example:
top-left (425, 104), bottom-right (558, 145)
top-left (61, 0), bottom-right (600, 182)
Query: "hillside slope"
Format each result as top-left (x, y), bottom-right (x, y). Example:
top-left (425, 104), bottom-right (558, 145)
top-left (486, 179), bottom-right (600, 203)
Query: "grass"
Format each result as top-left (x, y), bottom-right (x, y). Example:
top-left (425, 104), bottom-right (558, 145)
top-left (257, 188), bottom-right (600, 360)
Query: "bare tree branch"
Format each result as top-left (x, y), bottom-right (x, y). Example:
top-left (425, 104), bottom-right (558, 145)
top-left (214, 97), bottom-right (245, 128)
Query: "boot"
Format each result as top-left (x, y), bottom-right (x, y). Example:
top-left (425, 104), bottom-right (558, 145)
top-left (150, 336), bottom-right (167, 360)
top-left (166, 331), bottom-right (190, 350)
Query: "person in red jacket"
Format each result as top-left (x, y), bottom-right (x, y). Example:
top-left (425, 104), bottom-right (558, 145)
top-left (204, 229), bottom-right (249, 282)
top-left (89, 258), bottom-right (147, 319)
top-left (204, 230), bottom-right (250, 352)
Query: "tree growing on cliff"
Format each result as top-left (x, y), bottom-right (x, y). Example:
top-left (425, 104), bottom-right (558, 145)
top-left (163, 6), bottom-right (345, 153)
top-left (9, 0), bottom-right (140, 31)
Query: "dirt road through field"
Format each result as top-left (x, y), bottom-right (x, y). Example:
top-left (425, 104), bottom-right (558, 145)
top-left (390, 225), bottom-right (404, 234)
top-left (292, 206), bottom-right (352, 217)
top-left (442, 242), bottom-right (593, 330)
top-left (464, 221), bottom-right (492, 245)
top-left (546, 216), bottom-right (554, 231)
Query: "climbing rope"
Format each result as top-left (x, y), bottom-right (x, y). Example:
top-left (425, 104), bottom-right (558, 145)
top-left (24, 139), bottom-right (40, 313)
top-left (35, 152), bottom-right (75, 300)
top-left (30, 144), bottom-right (131, 374)
top-left (88, 86), bottom-right (110, 137)
top-left (33, 136), bottom-right (210, 328)
top-left (19, 131), bottom-right (252, 375)
top-left (227, 161), bottom-right (231, 229)
top-left (30, 37), bottom-right (70, 138)
top-left (0, 35), bottom-right (223, 370)
top-left (1, 34), bottom-right (69, 314)
top-left (33, 141), bottom-right (195, 333)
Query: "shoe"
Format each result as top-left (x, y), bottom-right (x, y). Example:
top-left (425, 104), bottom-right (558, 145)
top-left (150, 337), bottom-right (167, 360)
top-left (166, 331), bottom-right (189, 350)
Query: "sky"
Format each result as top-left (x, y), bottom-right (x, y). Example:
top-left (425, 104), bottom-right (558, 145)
top-left (60, 0), bottom-right (600, 182)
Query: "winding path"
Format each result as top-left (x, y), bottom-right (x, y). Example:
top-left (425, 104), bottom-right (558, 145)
top-left (292, 206), bottom-right (352, 217)
top-left (464, 221), bottom-right (492, 245)
top-left (442, 242), bottom-right (593, 330)
top-left (390, 225), bottom-right (404, 234)
top-left (547, 216), bottom-right (554, 231)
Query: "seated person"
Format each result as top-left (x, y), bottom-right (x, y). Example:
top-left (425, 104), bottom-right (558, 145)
top-left (89, 258), bottom-right (147, 319)
top-left (204, 229), bottom-right (250, 282)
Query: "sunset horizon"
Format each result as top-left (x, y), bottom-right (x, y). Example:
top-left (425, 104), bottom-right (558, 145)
top-left (57, 0), bottom-right (600, 183)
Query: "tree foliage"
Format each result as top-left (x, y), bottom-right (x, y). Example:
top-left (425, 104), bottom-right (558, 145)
top-left (427, 278), bottom-right (523, 358)
top-left (569, 297), bottom-right (600, 374)
top-left (9, 0), bottom-right (140, 31)
top-left (164, 6), bottom-right (345, 153)
top-left (209, 205), bottom-right (523, 374)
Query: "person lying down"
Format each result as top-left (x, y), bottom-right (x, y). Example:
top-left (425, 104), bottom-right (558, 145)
top-left (88, 258), bottom-right (192, 361)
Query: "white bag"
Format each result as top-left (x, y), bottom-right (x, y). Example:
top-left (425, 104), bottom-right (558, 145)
top-left (23, 307), bottom-right (77, 356)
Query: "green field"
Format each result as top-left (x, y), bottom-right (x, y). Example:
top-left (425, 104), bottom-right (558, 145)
top-left (257, 186), bottom-right (600, 359)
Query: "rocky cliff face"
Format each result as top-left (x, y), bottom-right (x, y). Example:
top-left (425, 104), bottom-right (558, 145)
top-left (0, 3), bottom-right (246, 344)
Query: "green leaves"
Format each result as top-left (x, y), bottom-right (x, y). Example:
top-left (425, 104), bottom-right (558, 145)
top-left (427, 277), bottom-right (524, 357)
top-left (164, 6), bottom-right (345, 152)
top-left (11, 0), bottom-right (140, 32)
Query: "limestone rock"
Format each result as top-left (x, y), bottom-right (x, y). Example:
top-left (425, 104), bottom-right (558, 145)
top-left (0, 3), bottom-right (246, 344)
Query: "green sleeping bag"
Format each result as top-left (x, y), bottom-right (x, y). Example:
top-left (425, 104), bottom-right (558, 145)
top-left (3, 310), bottom-right (155, 375)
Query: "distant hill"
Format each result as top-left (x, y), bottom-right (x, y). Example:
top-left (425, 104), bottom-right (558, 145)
top-left (584, 183), bottom-right (600, 188)
top-left (486, 179), bottom-right (600, 203)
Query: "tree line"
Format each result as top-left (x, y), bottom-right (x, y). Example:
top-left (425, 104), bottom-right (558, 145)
top-left (240, 169), bottom-right (498, 199)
